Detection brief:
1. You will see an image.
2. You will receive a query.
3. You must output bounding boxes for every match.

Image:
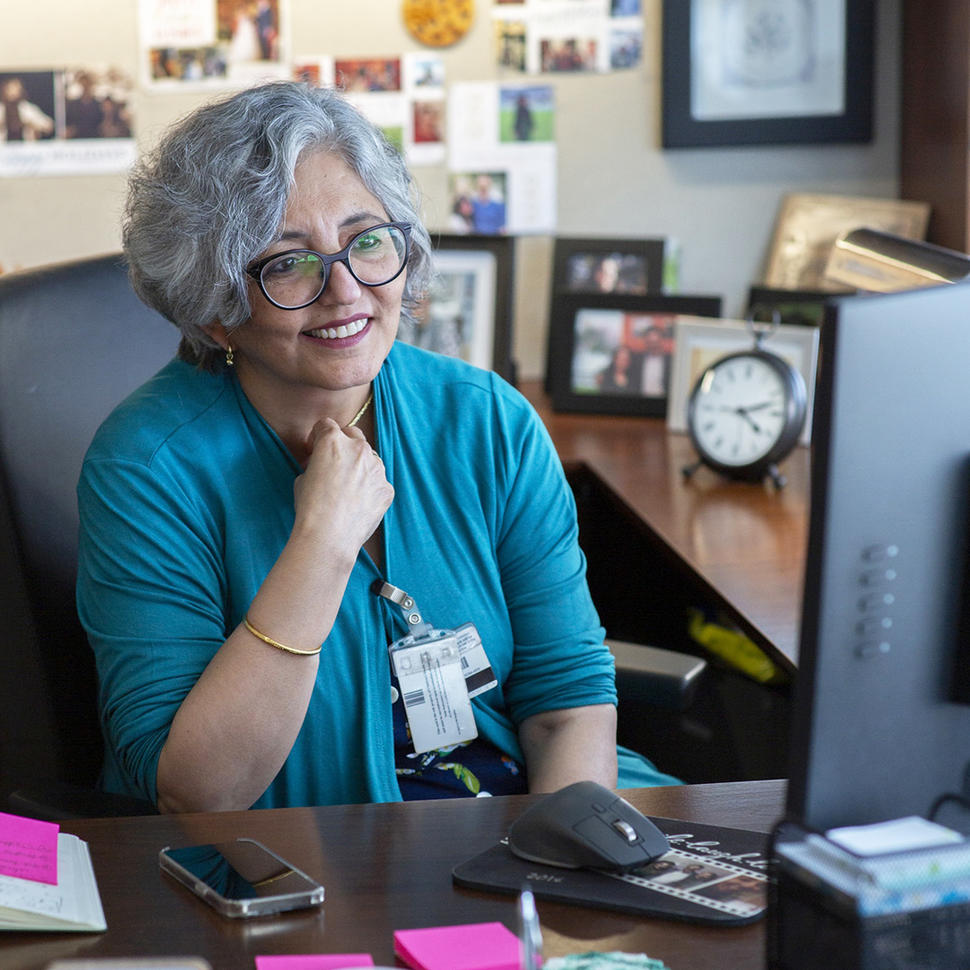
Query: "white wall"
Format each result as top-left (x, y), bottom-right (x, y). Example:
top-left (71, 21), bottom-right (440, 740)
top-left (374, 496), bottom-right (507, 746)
top-left (0, 0), bottom-right (902, 379)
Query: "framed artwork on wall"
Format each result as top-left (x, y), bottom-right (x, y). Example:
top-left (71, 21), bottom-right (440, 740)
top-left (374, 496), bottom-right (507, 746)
top-left (661, 0), bottom-right (875, 149)
top-left (398, 233), bottom-right (516, 383)
top-left (548, 293), bottom-right (722, 417)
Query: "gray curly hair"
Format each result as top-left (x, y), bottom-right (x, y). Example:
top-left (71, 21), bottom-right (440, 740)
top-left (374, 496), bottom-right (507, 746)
top-left (123, 81), bottom-right (433, 371)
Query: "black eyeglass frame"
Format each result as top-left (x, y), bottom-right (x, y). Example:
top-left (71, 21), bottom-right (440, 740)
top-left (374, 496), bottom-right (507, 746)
top-left (245, 221), bottom-right (413, 310)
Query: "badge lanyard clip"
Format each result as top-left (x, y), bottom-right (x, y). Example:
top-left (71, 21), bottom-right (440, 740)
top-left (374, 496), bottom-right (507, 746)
top-left (373, 581), bottom-right (433, 639)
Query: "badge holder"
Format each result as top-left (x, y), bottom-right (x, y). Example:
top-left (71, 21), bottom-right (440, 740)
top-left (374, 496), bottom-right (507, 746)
top-left (374, 581), bottom-right (496, 755)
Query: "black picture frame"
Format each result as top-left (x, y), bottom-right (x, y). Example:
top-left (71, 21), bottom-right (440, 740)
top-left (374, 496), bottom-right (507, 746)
top-left (551, 236), bottom-right (675, 296)
top-left (548, 293), bottom-right (722, 417)
top-left (661, 0), bottom-right (874, 149)
top-left (545, 235), bottom-right (677, 392)
top-left (401, 232), bottom-right (517, 384)
top-left (745, 286), bottom-right (835, 329)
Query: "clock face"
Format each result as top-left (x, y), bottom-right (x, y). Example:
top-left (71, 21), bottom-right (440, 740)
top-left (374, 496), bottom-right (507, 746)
top-left (689, 353), bottom-right (793, 468)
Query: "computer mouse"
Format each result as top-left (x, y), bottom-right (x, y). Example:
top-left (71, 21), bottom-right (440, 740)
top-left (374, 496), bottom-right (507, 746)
top-left (507, 780), bottom-right (670, 873)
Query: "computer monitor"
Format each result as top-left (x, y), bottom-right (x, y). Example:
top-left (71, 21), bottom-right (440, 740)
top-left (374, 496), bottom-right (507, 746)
top-left (786, 277), bottom-right (970, 832)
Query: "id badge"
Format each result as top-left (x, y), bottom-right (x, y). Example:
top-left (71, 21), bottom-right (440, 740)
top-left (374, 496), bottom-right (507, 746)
top-left (390, 632), bottom-right (478, 754)
top-left (455, 622), bottom-right (498, 698)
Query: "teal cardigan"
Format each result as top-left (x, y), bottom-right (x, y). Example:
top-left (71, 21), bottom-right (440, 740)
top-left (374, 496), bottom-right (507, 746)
top-left (77, 342), bottom-right (677, 807)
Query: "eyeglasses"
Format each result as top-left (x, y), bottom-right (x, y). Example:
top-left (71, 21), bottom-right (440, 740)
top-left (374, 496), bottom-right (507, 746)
top-left (245, 221), bottom-right (412, 310)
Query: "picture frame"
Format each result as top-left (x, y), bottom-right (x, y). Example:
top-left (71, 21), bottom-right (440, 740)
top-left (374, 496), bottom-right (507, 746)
top-left (666, 317), bottom-right (820, 444)
top-left (661, 0), bottom-right (875, 148)
top-left (746, 286), bottom-right (833, 329)
top-left (548, 293), bottom-right (722, 417)
top-left (399, 233), bottom-right (516, 383)
top-left (551, 236), bottom-right (677, 297)
top-left (545, 235), bottom-right (680, 391)
top-left (763, 193), bottom-right (931, 291)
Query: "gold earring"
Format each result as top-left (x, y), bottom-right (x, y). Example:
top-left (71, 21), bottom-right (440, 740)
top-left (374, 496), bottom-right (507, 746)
top-left (225, 343), bottom-right (234, 367)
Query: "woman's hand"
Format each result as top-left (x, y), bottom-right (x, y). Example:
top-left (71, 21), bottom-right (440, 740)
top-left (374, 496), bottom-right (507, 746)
top-left (294, 418), bottom-right (394, 558)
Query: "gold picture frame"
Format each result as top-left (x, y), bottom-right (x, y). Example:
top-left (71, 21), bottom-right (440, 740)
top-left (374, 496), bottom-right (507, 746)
top-left (763, 193), bottom-right (931, 291)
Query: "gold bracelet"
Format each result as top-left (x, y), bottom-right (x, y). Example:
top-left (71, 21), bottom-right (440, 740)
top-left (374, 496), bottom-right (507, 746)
top-left (243, 617), bottom-right (322, 656)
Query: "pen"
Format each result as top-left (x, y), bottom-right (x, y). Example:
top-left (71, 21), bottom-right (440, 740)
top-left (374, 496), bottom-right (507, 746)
top-left (518, 887), bottom-right (543, 970)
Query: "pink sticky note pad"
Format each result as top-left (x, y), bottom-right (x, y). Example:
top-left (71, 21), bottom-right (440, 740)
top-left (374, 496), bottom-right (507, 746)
top-left (0, 811), bottom-right (60, 884)
top-left (254, 957), bottom-right (373, 970)
top-left (394, 922), bottom-right (520, 970)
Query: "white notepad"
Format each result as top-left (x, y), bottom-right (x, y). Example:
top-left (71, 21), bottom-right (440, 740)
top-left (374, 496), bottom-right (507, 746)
top-left (0, 833), bottom-right (107, 932)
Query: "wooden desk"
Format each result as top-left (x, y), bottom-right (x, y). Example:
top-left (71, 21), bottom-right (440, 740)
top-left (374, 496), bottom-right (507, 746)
top-left (1, 780), bottom-right (786, 970)
top-left (522, 382), bottom-right (809, 671)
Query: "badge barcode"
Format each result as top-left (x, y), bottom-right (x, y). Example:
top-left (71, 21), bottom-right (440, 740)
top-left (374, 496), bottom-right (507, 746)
top-left (403, 689), bottom-right (425, 707)
top-left (460, 656), bottom-right (469, 669)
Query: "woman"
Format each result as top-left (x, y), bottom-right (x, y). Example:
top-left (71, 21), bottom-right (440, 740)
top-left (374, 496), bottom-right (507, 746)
top-left (77, 82), bottom-right (677, 813)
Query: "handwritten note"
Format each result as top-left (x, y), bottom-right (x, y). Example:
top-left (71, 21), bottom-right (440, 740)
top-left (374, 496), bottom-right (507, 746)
top-left (254, 957), bottom-right (374, 970)
top-left (0, 812), bottom-right (59, 885)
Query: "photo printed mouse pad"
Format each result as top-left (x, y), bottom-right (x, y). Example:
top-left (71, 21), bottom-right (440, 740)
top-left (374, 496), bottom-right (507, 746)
top-left (452, 816), bottom-right (769, 925)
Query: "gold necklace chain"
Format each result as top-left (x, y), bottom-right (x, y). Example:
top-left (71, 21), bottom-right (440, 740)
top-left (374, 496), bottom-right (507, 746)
top-left (344, 391), bottom-right (374, 429)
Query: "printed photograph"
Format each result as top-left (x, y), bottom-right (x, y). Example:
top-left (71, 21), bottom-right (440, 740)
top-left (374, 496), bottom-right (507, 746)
top-left (448, 172), bottom-right (508, 235)
top-left (570, 309), bottom-right (675, 399)
top-left (565, 251), bottom-right (649, 295)
top-left (498, 85), bottom-right (554, 142)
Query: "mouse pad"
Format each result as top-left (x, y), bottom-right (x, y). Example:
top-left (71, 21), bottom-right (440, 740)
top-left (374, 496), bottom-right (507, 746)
top-left (452, 816), bottom-right (769, 926)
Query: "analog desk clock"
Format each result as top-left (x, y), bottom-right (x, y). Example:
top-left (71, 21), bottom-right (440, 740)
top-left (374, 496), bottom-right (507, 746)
top-left (682, 333), bottom-right (807, 489)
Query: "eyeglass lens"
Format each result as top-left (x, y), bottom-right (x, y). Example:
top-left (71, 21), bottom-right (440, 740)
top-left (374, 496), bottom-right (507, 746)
top-left (260, 224), bottom-right (408, 309)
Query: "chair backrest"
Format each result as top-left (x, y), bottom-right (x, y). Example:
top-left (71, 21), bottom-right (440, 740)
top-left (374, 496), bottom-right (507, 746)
top-left (0, 254), bottom-right (178, 803)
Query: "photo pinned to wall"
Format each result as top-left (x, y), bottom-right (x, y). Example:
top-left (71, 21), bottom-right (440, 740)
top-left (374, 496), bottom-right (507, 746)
top-left (404, 50), bottom-right (446, 166)
top-left (492, 0), bottom-right (643, 74)
top-left (140, 0), bottom-right (289, 89)
top-left (498, 85), bottom-right (554, 143)
top-left (291, 56), bottom-right (334, 87)
top-left (397, 233), bottom-right (516, 382)
top-left (763, 193), bottom-right (931, 291)
top-left (335, 56), bottom-right (402, 93)
top-left (548, 294), bottom-right (722, 417)
top-left (447, 82), bottom-right (557, 234)
top-left (337, 62), bottom-right (408, 158)
top-left (662, 0), bottom-right (874, 148)
top-left (449, 172), bottom-right (508, 235)
top-left (403, 52), bottom-right (446, 91)
top-left (0, 67), bottom-right (136, 176)
top-left (666, 316), bottom-right (820, 443)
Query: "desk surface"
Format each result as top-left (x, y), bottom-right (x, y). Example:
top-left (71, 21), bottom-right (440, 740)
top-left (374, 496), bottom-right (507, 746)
top-left (1, 780), bottom-right (785, 970)
top-left (522, 382), bottom-right (809, 669)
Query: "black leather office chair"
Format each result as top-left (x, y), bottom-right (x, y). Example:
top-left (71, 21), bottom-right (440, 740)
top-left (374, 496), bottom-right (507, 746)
top-left (0, 253), bottom-right (177, 818)
top-left (0, 253), bottom-right (704, 821)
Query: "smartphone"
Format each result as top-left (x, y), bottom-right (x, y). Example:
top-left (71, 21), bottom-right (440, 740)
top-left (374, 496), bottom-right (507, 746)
top-left (158, 838), bottom-right (324, 918)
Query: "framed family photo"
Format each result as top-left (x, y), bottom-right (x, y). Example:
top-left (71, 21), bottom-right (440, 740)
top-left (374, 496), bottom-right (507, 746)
top-left (551, 236), bottom-right (676, 297)
top-left (548, 294), bottom-right (722, 417)
top-left (661, 0), bottom-right (875, 148)
top-left (397, 233), bottom-right (516, 383)
top-left (666, 317), bottom-right (820, 443)
top-left (545, 236), bottom-right (680, 392)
